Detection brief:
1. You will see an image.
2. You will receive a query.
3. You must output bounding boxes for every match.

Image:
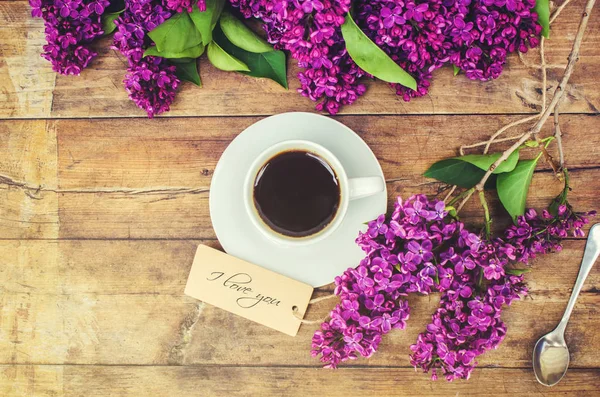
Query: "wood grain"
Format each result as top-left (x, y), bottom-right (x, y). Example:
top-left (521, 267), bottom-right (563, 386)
top-left (0, 0), bottom-right (599, 118)
top-left (2, 115), bottom-right (598, 239)
top-left (0, 239), bottom-right (598, 367)
top-left (0, 120), bottom-right (58, 239)
top-left (54, 114), bottom-right (600, 190)
top-left (0, 4), bottom-right (55, 118)
top-left (2, 240), bottom-right (597, 296)
top-left (1, 1), bottom-right (600, 394)
top-left (0, 292), bottom-right (599, 367)
top-left (1, 365), bottom-right (599, 397)
top-left (53, 168), bottom-right (597, 239)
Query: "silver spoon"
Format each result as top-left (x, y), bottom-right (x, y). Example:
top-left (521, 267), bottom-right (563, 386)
top-left (533, 222), bottom-right (600, 386)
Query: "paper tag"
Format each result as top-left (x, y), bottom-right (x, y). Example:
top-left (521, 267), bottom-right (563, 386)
top-left (184, 245), bottom-right (314, 336)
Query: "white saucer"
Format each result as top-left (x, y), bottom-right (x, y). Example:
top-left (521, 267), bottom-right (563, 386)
top-left (209, 113), bottom-right (387, 287)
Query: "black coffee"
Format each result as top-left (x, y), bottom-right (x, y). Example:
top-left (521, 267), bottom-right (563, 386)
top-left (253, 150), bottom-right (340, 238)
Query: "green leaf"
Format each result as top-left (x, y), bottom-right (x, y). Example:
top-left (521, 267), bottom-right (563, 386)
top-left (207, 41), bottom-right (250, 72)
top-left (424, 159), bottom-right (485, 188)
top-left (506, 268), bottom-right (531, 276)
top-left (497, 158), bottom-right (539, 221)
top-left (213, 27), bottom-right (287, 88)
top-left (523, 140), bottom-right (539, 148)
top-left (240, 50), bottom-right (287, 88)
top-left (169, 57), bottom-right (195, 63)
top-left (143, 43), bottom-right (205, 59)
top-left (189, 0), bottom-right (225, 46)
top-left (148, 12), bottom-right (202, 53)
top-left (219, 11), bottom-right (272, 53)
top-left (540, 136), bottom-right (555, 145)
top-left (453, 65), bottom-right (460, 76)
top-left (549, 168), bottom-right (570, 215)
top-left (341, 12), bottom-right (416, 90)
top-left (174, 59), bottom-right (202, 86)
top-left (533, 0), bottom-right (550, 38)
top-left (445, 205), bottom-right (458, 218)
top-left (102, 9), bottom-right (124, 36)
top-left (455, 150), bottom-right (520, 174)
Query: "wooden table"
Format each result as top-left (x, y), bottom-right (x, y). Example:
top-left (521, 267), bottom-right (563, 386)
top-left (1, 0), bottom-right (600, 395)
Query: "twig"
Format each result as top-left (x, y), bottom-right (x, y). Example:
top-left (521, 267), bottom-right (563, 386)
top-left (442, 185), bottom-right (457, 203)
top-left (455, 187), bottom-right (475, 213)
top-left (448, 187), bottom-right (475, 207)
top-left (540, 36), bottom-right (547, 113)
top-left (540, 145), bottom-right (560, 173)
top-left (459, 116), bottom-right (536, 156)
top-left (554, 102), bottom-right (565, 171)
top-left (457, 0), bottom-right (596, 211)
top-left (551, 0), bottom-right (574, 23)
top-left (479, 191), bottom-right (492, 238)
top-left (518, 51), bottom-right (567, 69)
top-left (481, 115), bottom-right (538, 154)
top-left (518, 50), bottom-right (535, 67)
top-left (548, 0), bottom-right (571, 177)
top-left (517, 0), bottom-right (573, 69)
top-left (460, 134), bottom-right (526, 153)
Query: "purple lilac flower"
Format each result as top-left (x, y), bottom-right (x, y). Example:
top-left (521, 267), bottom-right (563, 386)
top-left (165, 0), bottom-right (205, 12)
top-left (311, 194), bottom-right (594, 382)
top-left (33, 0), bottom-right (545, 115)
top-left (230, 0), bottom-right (366, 114)
top-left (381, 6), bottom-right (406, 28)
top-left (112, 0), bottom-right (189, 117)
top-left (123, 57), bottom-right (179, 117)
top-left (29, 0), bottom-right (109, 74)
top-left (355, 0), bottom-right (542, 102)
top-left (231, 0), bottom-right (542, 111)
top-left (504, 204), bottom-right (596, 262)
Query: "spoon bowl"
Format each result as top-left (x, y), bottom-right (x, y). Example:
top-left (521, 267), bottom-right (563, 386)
top-left (532, 223), bottom-right (600, 387)
top-left (533, 331), bottom-right (570, 386)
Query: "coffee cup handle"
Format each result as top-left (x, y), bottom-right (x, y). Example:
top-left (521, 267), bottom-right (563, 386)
top-left (348, 176), bottom-right (385, 201)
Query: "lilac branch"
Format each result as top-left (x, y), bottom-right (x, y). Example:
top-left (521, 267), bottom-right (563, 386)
top-left (457, 0), bottom-right (597, 211)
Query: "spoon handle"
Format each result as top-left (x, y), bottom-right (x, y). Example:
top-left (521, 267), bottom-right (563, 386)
top-left (556, 223), bottom-right (600, 335)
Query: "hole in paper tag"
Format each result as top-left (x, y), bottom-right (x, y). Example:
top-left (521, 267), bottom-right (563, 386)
top-left (184, 245), bottom-right (314, 336)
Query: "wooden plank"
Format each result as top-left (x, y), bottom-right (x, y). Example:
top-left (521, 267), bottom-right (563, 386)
top-left (0, 3), bottom-right (55, 118)
top-left (0, 291), bottom-right (597, 367)
top-left (0, 239), bottom-right (216, 295)
top-left (0, 120), bottom-right (58, 239)
top-left (1, 0), bottom-right (599, 118)
top-left (1, 365), bottom-right (599, 397)
top-left (55, 167), bottom-right (599, 239)
top-left (0, 365), bottom-right (62, 397)
top-left (2, 115), bottom-right (598, 238)
top-left (2, 239), bottom-right (597, 296)
top-left (55, 114), bottom-right (600, 189)
top-left (0, 239), bottom-right (598, 367)
top-left (43, 114), bottom-right (599, 238)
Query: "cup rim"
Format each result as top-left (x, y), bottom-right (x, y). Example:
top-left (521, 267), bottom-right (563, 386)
top-left (243, 140), bottom-right (350, 246)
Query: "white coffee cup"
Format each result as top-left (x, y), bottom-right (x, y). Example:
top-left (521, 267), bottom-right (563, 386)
top-left (243, 140), bottom-right (384, 246)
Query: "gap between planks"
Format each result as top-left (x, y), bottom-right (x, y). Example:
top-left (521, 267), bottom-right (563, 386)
top-left (2, 167), bottom-right (600, 197)
top-left (1, 363), bottom-right (598, 370)
top-left (0, 236), bottom-right (590, 241)
top-left (0, 112), bottom-right (598, 122)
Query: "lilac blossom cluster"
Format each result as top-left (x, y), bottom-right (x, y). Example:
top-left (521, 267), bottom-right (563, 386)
top-left (29, 0), bottom-right (110, 74)
top-left (355, 0), bottom-right (542, 100)
top-left (229, 0), bottom-right (542, 111)
top-left (311, 194), bottom-right (594, 380)
top-left (229, 0), bottom-right (366, 114)
top-left (165, 0), bottom-right (205, 12)
top-left (507, 204), bottom-right (595, 263)
top-left (112, 0), bottom-right (181, 117)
